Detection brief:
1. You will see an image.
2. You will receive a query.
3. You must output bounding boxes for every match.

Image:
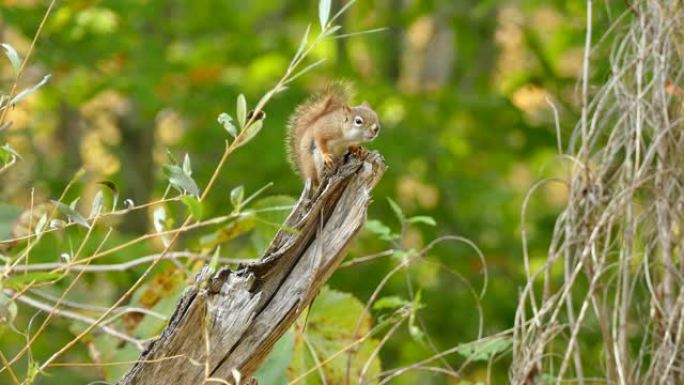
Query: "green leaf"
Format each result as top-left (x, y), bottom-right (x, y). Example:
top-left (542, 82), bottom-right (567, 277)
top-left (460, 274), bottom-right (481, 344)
top-left (34, 213), bottom-right (48, 237)
top-left (456, 337), bottom-right (513, 362)
top-left (1, 43), bottom-right (21, 75)
top-left (373, 296), bottom-right (409, 311)
top-left (52, 200), bottom-right (90, 229)
top-left (365, 219), bottom-right (390, 237)
top-left (407, 215), bottom-right (436, 226)
top-left (290, 287), bottom-right (381, 384)
top-left (182, 153), bottom-right (193, 176)
top-left (218, 112), bottom-right (237, 138)
top-left (387, 197), bottom-right (405, 223)
top-left (208, 246), bottom-right (221, 274)
top-left (285, 58), bottom-right (326, 85)
top-left (237, 94), bottom-right (247, 128)
top-left (69, 197), bottom-right (80, 210)
top-left (180, 195), bottom-right (203, 220)
top-left (234, 120), bottom-right (263, 148)
top-left (153, 206), bottom-right (170, 247)
top-left (230, 185), bottom-right (245, 209)
top-left (0, 291), bottom-right (17, 338)
top-left (318, 0), bottom-right (331, 29)
top-left (392, 249), bottom-right (417, 263)
top-left (407, 290), bottom-right (426, 344)
top-left (98, 180), bottom-right (119, 211)
top-left (199, 215), bottom-right (257, 250)
top-left (291, 24), bottom-right (311, 66)
top-left (254, 328), bottom-right (294, 385)
top-left (0, 143), bottom-right (20, 164)
top-left (163, 164), bottom-right (200, 197)
top-left (365, 219), bottom-right (397, 241)
top-left (10, 74), bottom-right (50, 106)
top-left (3, 272), bottom-right (62, 289)
top-left (323, 25), bottom-right (341, 37)
top-left (90, 190), bottom-right (104, 217)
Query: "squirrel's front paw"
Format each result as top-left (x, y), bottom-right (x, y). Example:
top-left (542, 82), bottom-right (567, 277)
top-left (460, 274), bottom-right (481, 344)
top-left (348, 145), bottom-right (366, 157)
top-left (322, 153), bottom-right (335, 168)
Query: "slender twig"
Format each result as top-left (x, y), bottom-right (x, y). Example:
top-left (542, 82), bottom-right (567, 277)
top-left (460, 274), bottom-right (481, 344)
top-left (7, 252), bottom-right (253, 274)
top-left (12, 292), bottom-right (144, 351)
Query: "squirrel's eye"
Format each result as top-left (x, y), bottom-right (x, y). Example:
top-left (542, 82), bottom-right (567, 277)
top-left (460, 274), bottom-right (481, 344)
top-left (354, 116), bottom-right (363, 126)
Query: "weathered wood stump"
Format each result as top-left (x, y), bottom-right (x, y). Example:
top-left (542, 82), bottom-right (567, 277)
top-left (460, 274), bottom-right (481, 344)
top-left (119, 151), bottom-right (386, 385)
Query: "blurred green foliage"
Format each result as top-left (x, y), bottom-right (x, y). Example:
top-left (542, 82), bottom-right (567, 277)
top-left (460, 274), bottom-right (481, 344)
top-left (0, 0), bottom-right (630, 384)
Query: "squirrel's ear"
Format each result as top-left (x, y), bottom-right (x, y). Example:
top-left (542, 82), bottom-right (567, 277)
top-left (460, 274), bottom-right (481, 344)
top-left (361, 100), bottom-right (371, 108)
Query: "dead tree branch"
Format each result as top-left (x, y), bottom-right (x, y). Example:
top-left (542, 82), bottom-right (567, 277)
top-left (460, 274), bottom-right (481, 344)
top-left (118, 151), bottom-right (386, 385)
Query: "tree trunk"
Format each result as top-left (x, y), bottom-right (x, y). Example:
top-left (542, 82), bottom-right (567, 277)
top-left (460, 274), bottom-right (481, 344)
top-left (118, 151), bottom-right (386, 385)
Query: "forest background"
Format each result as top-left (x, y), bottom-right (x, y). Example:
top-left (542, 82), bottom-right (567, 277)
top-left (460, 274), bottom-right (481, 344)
top-left (0, 0), bottom-right (630, 384)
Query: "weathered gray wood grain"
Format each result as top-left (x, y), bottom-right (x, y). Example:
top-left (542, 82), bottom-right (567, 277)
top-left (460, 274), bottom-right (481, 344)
top-left (118, 151), bottom-right (386, 385)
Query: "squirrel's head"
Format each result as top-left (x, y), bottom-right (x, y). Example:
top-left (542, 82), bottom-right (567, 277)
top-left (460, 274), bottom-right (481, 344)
top-left (343, 101), bottom-right (380, 142)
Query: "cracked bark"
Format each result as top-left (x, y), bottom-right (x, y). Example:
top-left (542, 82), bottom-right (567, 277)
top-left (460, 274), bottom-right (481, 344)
top-left (118, 151), bottom-right (386, 385)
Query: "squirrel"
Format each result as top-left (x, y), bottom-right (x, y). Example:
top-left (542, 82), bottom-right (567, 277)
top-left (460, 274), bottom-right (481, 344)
top-left (286, 82), bottom-right (381, 188)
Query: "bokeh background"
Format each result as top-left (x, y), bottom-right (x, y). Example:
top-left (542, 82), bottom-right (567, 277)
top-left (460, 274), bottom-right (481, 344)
top-left (0, 0), bottom-right (627, 383)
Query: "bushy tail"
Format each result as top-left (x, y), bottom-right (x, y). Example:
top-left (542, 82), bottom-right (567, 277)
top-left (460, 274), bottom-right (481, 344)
top-left (286, 81), bottom-right (354, 174)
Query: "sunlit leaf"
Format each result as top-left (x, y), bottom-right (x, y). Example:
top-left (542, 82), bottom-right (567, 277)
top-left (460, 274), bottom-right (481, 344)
top-left (373, 296), bottom-right (409, 311)
top-left (291, 24), bottom-right (311, 67)
top-left (10, 74), bottom-right (51, 106)
top-left (1, 43), bottom-right (21, 75)
top-left (0, 292), bottom-right (17, 337)
top-left (285, 58), bottom-right (326, 85)
top-left (90, 190), bottom-right (104, 218)
top-left (318, 0), bottom-right (331, 29)
top-left (34, 213), bottom-right (48, 236)
top-left (230, 185), bottom-right (245, 209)
top-left (52, 200), bottom-right (90, 229)
top-left (409, 323), bottom-right (425, 344)
top-left (69, 197), bottom-right (80, 210)
top-left (330, 0), bottom-right (356, 24)
top-left (323, 25), bottom-right (341, 37)
top-left (208, 246), bottom-right (221, 274)
top-left (392, 249), bottom-right (417, 263)
top-left (49, 219), bottom-right (65, 230)
top-left (3, 272), bottom-right (62, 289)
top-left (234, 120), bottom-right (263, 148)
top-left (153, 206), bottom-right (170, 247)
top-left (199, 214), bottom-right (257, 250)
top-left (407, 216), bottom-right (436, 226)
top-left (163, 164), bottom-right (200, 197)
top-left (180, 195), bottom-right (203, 220)
top-left (237, 94), bottom-right (247, 128)
top-left (218, 112), bottom-right (237, 138)
top-left (456, 337), bottom-right (512, 362)
top-left (365, 219), bottom-right (396, 241)
top-left (387, 197), bottom-right (404, 223)
top-left (182, 153), bottom-right (193, 176)
top-left (98, 180), bottom-right (119, 211)
top-left (0, 143), bottom-right (20, 164)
